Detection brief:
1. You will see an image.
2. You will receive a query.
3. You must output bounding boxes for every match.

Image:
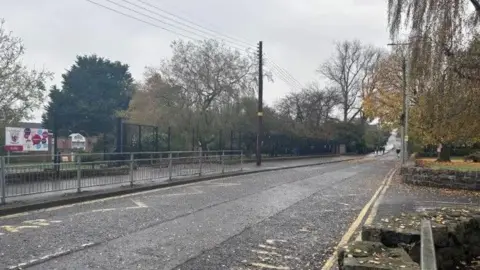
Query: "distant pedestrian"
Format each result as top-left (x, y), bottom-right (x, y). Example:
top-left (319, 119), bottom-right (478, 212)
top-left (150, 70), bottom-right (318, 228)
top-left (396, 148), bottom-right (401, 158)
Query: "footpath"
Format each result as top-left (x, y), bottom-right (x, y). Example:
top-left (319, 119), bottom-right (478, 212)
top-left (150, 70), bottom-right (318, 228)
top-left (374, 168), bottom-right (480, 221)
top-left (0, 154), bottom-right (361, 216)
top-left (335, 163), bottom-right (480, 270)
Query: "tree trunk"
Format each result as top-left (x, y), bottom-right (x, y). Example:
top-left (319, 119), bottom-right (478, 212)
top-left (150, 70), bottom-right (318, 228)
top-left (437, 143), bottom-right (451, 162)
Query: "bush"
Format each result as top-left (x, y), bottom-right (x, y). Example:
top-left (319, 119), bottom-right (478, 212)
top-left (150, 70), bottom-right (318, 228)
top-left (6, 167), bottom-right (129, 183)
top-left (464, 152), bottom-right (480, 163)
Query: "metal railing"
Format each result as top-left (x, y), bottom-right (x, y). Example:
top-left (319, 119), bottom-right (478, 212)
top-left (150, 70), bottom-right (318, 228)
top-left (0, 150), bottom-right (243, 204)
top-left (420, 219), bottom-right (437, 270)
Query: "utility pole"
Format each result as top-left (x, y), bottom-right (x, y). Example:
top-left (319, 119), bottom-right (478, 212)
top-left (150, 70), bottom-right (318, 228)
top-left (401, 56), bottom-right (409, 164)
top-left (256, 41), bottom-right (263, 166)
top-left (388, 42), bottom-right (409, 165)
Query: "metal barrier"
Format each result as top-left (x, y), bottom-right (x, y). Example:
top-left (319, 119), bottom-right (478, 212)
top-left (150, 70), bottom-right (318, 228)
top-left (421, 219), bottom-right (437, 270)
top-left (0, 150), bottom-right (243, 204)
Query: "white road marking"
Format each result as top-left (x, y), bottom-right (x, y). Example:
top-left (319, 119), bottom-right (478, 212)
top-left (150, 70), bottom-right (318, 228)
top-left (258, 244), bottom-right (277, 250)
top-left (266, 239), bottom-right (287, 245)
top-left (321, 167), bottom-right (396, 270)
top-left (160, 186), bottom-right (204, 197)
top-left (251, 249), bottom-right (282, 256)
top-left (420, 201), bottom-right (477, 205)
top-left (0, 176), bottom-right (237, 220)
top-left (72, 200), bottom-right (148, 216)
top-left (128, 199), bottom-right (148, 208)
top-left (206, 182), bottom-right (241, 187)
top-left (81, 242), bottom-right (95, 247)
top-left (90, 208), bottom-right (116, 213)
top-left (7, 242), bottom-right (97, 269)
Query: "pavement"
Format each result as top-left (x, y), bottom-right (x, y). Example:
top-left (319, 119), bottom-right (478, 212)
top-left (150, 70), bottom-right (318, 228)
top-left (367, 135), bottom-right (480, 225)
top-left (0, 152), bottom-right (394, 270)
top-left (372, 166), bottom-right (480, 223)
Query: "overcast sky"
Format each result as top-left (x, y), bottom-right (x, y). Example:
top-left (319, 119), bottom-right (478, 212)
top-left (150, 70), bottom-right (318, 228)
top-left (2, 0), bottom-right (390, 122)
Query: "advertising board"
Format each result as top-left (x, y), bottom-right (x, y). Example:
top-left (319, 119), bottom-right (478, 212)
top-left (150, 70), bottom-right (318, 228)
top-left (4, 127), bottom-right (49, 152)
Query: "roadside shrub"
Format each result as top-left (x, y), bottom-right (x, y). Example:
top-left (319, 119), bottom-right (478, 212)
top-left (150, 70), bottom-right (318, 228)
top-left (464, 152), bottom-right (480, 163)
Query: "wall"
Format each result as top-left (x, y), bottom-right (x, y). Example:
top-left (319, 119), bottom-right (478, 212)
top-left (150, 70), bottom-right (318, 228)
top-left (401, 165), bottom-right (480, 190)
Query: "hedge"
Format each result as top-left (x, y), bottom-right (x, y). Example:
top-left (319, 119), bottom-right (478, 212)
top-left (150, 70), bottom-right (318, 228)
top-left (6, 166), bottom-right (129, 183)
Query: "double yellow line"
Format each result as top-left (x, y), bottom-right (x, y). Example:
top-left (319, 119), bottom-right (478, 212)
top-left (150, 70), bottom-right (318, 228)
top-left (321, 167), bottom-right (397, 269)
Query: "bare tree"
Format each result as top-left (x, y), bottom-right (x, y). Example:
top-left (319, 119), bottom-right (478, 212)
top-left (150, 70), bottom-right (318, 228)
top-left (147, 39), bottom-right (261, 147)
top-left (0, 19), bottom-right (52, 124)
top-left (318, 40), bottom-right (381, 122)
top-left (275, 83), bottom-right (340, 137)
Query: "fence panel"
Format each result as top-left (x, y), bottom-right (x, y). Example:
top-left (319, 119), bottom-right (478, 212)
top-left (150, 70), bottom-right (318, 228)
top-left (1, 150), bottom-right (243, 202)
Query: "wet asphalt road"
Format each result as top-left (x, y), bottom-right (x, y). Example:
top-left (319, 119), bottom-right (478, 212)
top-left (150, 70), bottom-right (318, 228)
top-left (0, 154), bottom-right (396, 270)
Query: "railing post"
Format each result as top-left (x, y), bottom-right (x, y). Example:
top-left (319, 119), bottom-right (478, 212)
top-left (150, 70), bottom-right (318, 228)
top-left (198, 149), bottom-right (203, 176)
top-left (76, 156), bottom-right (82, 193)
top-left (129, 153), bottom-right (134, 187)
top-left (168, 153), bottom-right (173, 181)
top-left (240, 150), bottom-right (243, 171)
top-left (1, 157), bottom-right (6, 205)
top-left (221, 150), bottom-right (225, 174)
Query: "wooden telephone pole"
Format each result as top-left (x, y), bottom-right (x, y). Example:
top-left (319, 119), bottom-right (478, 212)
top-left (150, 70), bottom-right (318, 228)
top-left (256, 41), bottom-right (263, 166)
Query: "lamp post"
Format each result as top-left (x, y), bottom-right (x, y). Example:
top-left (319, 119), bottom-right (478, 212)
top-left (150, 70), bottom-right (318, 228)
top-left (387, 42), bottom-right (410, 164)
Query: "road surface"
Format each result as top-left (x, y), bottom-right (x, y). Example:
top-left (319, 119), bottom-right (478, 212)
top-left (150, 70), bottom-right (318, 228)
top-left (0, 154), bottom-right (395, 270)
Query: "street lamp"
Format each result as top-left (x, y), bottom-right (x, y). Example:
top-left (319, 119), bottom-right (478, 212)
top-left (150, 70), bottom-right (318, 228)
top-left (387, 42), bottom-right (410, 164)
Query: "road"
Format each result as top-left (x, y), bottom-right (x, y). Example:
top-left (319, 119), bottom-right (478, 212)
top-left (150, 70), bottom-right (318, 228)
top-left (0, 154), bottom-right (395, 270)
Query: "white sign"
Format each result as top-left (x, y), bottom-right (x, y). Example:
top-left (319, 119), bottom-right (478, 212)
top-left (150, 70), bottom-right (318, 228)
top-left (5, 127), bottom-right (50, 152)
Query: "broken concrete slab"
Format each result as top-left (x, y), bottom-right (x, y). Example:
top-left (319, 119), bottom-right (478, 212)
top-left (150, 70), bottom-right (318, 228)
top-left (338, 241), bottom-right (420, 270)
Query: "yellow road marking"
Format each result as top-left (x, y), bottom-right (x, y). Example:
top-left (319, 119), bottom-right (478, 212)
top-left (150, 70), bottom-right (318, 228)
top-left (364, 168), bottom-right (397, 225)
top-left (250, 262), bottom-right (290, 269)
top-left (1, 225), bottom-right (40, 233)
top-left (320, 167), bottom-right (395, 270)
top-left (0, 218), bottom-right (62, 233)
top-left (23, 219), bottom-right (51, 226)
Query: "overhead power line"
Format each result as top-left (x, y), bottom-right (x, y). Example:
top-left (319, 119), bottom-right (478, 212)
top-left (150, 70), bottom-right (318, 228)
top-left (266, 59), bottom-right (305, 89)
top-left (86, 0), bottom-right (306, 90)
top-left (266, 64), bottom-right (303, 91)
top-left (86, 0), bottom-right (202, 41)
top-left (269, 68), bottom-right (301, 91)
top-left (135, 0), bottom-right (255, 48)
top-left (264, 59), bottom-right (305, 90)
top-left (86, 0), bottom-right (250, 51)
top-left (118, 0), bottom-right (253, 50)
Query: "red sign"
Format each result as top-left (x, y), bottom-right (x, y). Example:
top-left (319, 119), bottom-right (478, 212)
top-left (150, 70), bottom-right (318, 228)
top-left (4, 145), bottom-right (24, 152)
top-left (32, 134), bottom-right (42, 145)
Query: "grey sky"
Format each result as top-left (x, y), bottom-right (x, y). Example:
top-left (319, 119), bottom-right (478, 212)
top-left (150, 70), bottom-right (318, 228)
top-left (2, 0), bottom-right (389, 122)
